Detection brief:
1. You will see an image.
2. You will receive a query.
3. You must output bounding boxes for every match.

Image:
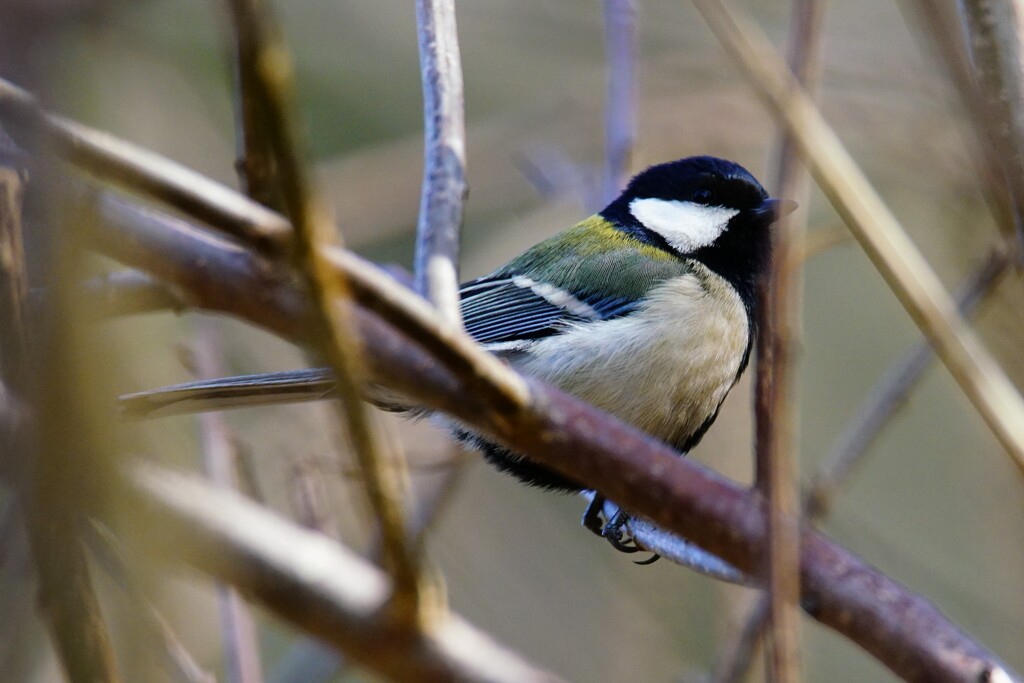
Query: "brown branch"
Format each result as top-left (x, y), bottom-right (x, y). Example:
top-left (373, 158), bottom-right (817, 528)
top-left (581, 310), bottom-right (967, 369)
top-left (414, 0), bottom-right (467, 326)
top-left (0, 78), bottom-right (290, 256)
top-left (691, 0), bottom-right (1024, 478)
top-left (80, 190), bottom-right (1020, 683)
top-left (712, 252), bottom-right (1009, 683)
top-left (754, 1), bottom-right (826, 680)
top-left (225, 0), bottom-right (280, 212)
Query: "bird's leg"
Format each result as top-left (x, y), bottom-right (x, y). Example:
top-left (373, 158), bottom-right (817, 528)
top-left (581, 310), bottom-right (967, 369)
top-left (582, 493), bottom-right (607, 536)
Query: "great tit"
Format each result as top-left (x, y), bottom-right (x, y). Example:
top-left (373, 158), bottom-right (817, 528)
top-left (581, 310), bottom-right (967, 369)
top-left (122, 155), bottom-right (792, 513)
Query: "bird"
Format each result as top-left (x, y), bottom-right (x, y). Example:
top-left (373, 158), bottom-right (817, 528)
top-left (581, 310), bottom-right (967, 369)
top-left (121, 156), bottom-right (793, 552)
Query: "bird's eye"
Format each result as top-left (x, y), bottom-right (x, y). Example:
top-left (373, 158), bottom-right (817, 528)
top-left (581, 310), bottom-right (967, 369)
top-left (693, 188), bottom-right (714, 203)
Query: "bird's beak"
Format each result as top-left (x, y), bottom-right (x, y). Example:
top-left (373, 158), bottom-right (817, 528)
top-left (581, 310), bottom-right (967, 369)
top-left (753, 197), bottom-right (799, 221)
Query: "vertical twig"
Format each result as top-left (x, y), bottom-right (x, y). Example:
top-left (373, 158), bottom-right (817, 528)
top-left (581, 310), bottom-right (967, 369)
top-left (223, 0), bottom-right (424, 621)
top-left (227, 2), bottom-right (280, 212)
top-left (898, 1), bottom-right (1018, 243)
top-left (1, 143), bottom-right (121, 679)
top-left (752, 2), bottom-right (826, 681)
top-left (601, 0), bottom-right (637, 204)
top-left (414, 0), bottom-right (467, 326)
top-left (691, 0), bottom-right (1024, 478)
top-left (712, 251), bottom-right (1008, 683)
top-left (194, 322), bottom-right (264, 683)
top-left (958, 0), bottom-right (1024, 261)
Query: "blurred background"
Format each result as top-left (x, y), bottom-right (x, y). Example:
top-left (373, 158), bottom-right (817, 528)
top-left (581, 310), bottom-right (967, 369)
top-left (1, 0), bottom-right (1022, 681)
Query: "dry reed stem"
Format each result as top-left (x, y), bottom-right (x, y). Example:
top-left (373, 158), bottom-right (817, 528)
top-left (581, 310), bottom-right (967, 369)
top-left (691, 0), bottom-right (1024, 478)
top-left (223, 0), bottom-right (424, 619)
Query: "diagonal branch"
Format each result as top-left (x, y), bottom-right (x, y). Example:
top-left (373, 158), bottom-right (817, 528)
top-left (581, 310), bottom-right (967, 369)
top-left (223, 0), bottom-right (425, 619)
top-left (79, 187), bottom-right (1020, 683)
top-left (120, 462), bottom-right (564, 683)
top-left (0, 79), bottom-right (290, 255)
top-left (691, 0), bottom-right (1024, 478)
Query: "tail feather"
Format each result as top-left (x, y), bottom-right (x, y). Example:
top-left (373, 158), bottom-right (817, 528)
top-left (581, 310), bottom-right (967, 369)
top-left (119, 367), bottom-right (337, 418)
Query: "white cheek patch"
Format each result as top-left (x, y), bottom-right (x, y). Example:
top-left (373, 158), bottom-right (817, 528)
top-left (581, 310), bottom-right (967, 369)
top-left (629, 198), bottom-right (739, 253)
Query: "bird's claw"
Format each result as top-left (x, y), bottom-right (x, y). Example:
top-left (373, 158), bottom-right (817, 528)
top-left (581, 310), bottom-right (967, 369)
top-left (582, 495), bottom-right (660, 563)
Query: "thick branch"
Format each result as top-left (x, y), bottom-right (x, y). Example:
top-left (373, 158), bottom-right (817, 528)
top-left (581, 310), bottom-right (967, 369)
top-left (0, 78), bottom-right (290, 255)
top-left (120, 462), bottom-right (563, 683)
top-left (82, 190), bottom-right (1019, 683)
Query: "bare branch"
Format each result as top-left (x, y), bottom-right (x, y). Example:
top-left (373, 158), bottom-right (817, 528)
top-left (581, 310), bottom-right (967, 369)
top-left (806, 250), bottom-right (1009, 517)
top-left (754, 1), bottom-right (826, 680)
top-left (415, 0), bottom-right (467, 326)
top-left (690, 0), bottom-right (1024, 478)
top-left (74, 270), bottom-right (192, 318)
top-left (957, 0), bottom-right (1024, 260)
top-left (194, 323), bottom-right (264, 683)
top-left (898, 0), bottom-right (1019, 247)
top-left (2, 130), bottom-right (122, 682)
top-left (0, 78), bottom-right (291, 255)
top-left (81, 189), bottom-right (1020, 683)
top-left (600, 0), bottom-right (637, 203)
top-left (713, 250), bottom-right (1010, 682)
top-left (120, 462), bottom-right (564, 683)
top-left (222, 0), bottom-right (426, 620)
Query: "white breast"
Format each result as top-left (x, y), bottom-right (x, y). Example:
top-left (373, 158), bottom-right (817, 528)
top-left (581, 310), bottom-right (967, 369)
top-left (513, 266), bottom-right (749, 450)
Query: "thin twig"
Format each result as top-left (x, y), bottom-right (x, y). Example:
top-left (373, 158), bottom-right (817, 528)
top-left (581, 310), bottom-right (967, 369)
top-left (121, 462), bottom-right (564, 683)
top-left (0, 85), bottom-right (527, 412)
top-left (957, 0), bottom-right (1024, 261)
top-left (223, 0), bottom-right (425, 621)
top-left (85, 522), bottom-right (218, 683)
top-left (711, 250), bottom-right (1010, 683)
top-left (755, 1), bottom-right (826, 680)
top-left (600, 0), bottom-right (637, 204)
top-left (226, 0), bottom-right (280, 211)
top-left (0, 78), bottom-right (291, 255)
top-left (194, 322), bottom-right (264, 683)
top-left (691, 0), bottom-right (1024, 478)
top-left (83, 190), bottom-right (1022, 683)
top-left (414, 0), bottom-right (467, 326)
top-left (70, 270), bottom-right (192, 318)
top-left (805, 250), bottom-right (1009, 517)
top-left (272, 454), bottom-right (469, 683)
top-left (898, 0), bottom-right (1018, 246)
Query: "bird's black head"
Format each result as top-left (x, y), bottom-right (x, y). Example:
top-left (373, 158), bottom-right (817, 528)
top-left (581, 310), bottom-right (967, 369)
top-left (601, 156), bottom-right (794, 310)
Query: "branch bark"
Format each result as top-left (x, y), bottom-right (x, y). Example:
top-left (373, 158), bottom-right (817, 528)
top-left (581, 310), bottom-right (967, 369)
top-left (691, 0), bottom-right (1024, 478)
top-left (78, 188), bottom-right (1020, 683)
top-left (120, 462), bottom-right (563, 683)
top-left (414, 0), bottom-right (467, 326)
